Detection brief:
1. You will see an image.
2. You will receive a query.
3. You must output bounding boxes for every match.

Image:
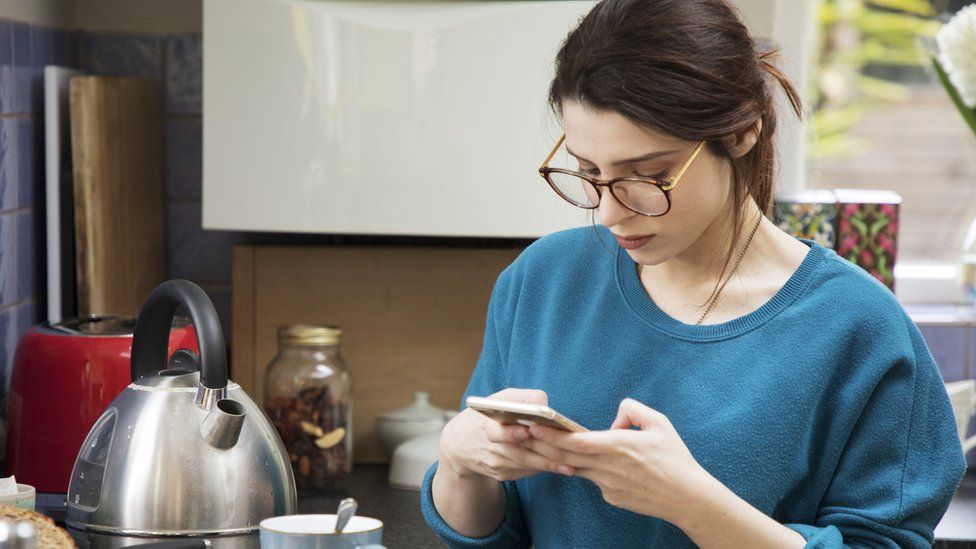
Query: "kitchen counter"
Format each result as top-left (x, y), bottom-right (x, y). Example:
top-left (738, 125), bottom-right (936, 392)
top-left (304, 465), bottom-right (976, 548)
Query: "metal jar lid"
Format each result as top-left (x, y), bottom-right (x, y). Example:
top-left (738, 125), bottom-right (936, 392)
top-left (277, 324), bottom-right (342, 346)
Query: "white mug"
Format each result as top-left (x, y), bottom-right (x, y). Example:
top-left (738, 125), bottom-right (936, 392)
top-left (259, 514), bottom-right (383, 549)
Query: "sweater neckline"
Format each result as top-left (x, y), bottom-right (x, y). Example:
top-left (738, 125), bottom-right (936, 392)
top-left (615, 238), bottom-right (826, 341)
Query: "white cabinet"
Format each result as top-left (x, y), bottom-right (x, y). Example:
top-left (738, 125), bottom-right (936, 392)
top-left (203, 0), bottom-right (812, 237)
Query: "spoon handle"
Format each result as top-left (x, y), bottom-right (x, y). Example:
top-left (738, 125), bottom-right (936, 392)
top-left (335, 497), bottom-right (358, 533)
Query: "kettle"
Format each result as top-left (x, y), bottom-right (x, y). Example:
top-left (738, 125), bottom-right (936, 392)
top-left (65, 280), bottom-right (297, 548)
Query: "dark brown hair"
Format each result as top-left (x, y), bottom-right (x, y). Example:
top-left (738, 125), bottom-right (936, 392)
top-left (549, 0), bottom-right (803, 299)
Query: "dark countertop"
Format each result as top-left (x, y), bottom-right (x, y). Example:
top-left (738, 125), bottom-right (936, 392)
top-left (304, 465), bottom-right (976, 548)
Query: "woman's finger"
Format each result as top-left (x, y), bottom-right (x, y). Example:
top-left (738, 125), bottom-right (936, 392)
top-left (507, 445), bottom-right (575, 476)
top-left (485, 421), bottom-right (531, 445)
top-left (528, 425), bottom-right (619, 455)
top-left (610, 398), bottom-right (662, 431)
top-left (520, 437), bottom-right (599, 469)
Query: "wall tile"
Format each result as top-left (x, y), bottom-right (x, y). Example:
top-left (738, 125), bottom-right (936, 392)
top-left (11, 23), bottom-right (28, 67)
top-left (920, 326), bottom-right (968, 382)
top-left (0, 22), bottom-right (12, 115)
top-left (0, 120), bottom-right (15, 213)
top-left (0, 215), bottom-right (16, 309)
top-left (16, 211), bottom-right (33, 303)
top-left (0, 120), bottom-right (36, 212)
top-left (0, 304), bottom-right (12, 397)
top-left (15, 120), bottom-right (33, 209)
top-left (0, 21), bottom-right (11, 66)
top-left (0, 301), bottom-right (34, 398)
top-left (53, 29), bottom-right (79, 68)
top-left (166, 201), bottom-right (243, 282)
top-left (0, 67), bottom-right (13, 115)
top-left (30, 25), bottom-right (54, 68)
top-left (7, 23), bottom-right (30, 115)
top-left (0, 212), bottom-right (34, 311)
top-left (166, 118), bottom-right (202, 200)
top-left (197, 283), bottom-right (231, 342)
top-left (165, 34), bottom-right (201, 114)
top-left (81, 33), bottom-right (162, 79)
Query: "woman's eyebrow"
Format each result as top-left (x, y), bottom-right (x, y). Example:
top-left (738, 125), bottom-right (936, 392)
top-left (565, 146), bottom-right (680, 166)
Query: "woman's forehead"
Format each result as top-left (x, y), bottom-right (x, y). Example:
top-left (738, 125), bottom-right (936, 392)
top-left (560, 101), bottom-right (682, 162)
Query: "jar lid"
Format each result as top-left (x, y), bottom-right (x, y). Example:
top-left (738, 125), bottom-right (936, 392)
top-left (278, 324), bottom-right (342, 346)
top-left (378, 392), bottom-right (446, 422)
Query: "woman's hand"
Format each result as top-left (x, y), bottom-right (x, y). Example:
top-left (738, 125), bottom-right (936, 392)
top-left (437, 388), bottom-right (573, 483)
top-left (519, 397), bottom-right (714, 526)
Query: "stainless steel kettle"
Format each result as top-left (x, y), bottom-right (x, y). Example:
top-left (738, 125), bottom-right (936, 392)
top-left (65, 280), bottom-right (297, 548)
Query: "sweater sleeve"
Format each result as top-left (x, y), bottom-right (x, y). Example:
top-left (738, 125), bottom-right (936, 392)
top-left (784, 324), bottom-right (967, 548)
top-left (419, 267), bottom-right (532, 548)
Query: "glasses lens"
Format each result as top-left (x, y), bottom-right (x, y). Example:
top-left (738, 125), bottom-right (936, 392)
top-left (547, 171), bottom-right (600, 208)
top-left (612, 179), bottom-right (669, 216)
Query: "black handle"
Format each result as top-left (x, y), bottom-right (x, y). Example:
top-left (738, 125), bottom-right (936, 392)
top-left (130, 280), bottom-right (227, 389)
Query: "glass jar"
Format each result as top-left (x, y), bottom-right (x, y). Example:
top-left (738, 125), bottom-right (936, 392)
top-left (264, 324), bottom-right (352, 493)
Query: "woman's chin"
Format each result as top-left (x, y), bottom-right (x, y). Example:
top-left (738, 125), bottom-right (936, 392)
top-left (626, 247), bottom-right (670, 268)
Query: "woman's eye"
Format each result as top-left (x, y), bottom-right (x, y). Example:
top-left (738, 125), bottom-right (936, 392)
top-left (636, 171), bottom-right (668, 180)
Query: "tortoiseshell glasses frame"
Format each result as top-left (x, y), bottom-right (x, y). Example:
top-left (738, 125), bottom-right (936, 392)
top-left (538, 134), bottom-right (706, 217)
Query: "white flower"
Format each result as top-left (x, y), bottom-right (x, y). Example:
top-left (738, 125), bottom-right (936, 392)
top-left (938, 4), bottom-right (976, 109)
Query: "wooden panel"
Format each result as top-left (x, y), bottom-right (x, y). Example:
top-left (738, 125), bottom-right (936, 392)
top-left (232, 245), bottom-right (257, 396)
top-left (232, 244), bottom-right (525, 464)
top-left (70, 76), bottom-right (165, 317)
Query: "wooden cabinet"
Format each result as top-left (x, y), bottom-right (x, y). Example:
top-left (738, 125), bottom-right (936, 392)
top-left (232, 242), bottom-right (526, 463)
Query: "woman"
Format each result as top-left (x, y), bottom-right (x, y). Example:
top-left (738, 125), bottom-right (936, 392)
top-left (420, 0), bottom-right (967, 547)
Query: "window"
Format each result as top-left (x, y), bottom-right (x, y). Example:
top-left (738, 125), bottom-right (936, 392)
top-left (805, 0), bottom-right (976, 302)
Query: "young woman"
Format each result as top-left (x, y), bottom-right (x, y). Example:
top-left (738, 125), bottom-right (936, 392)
top-left (420, 1), bottom-right (967, 547)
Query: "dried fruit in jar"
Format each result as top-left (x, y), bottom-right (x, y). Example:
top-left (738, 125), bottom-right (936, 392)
top-left (265, 385), bottom-right (350, 493)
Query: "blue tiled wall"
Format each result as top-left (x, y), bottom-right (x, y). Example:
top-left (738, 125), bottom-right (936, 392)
top-left (0, 18), bottom-right (77, 406)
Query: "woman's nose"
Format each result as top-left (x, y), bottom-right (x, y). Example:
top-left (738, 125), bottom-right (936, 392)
top-left (598, 187), bottom-right (634, 227)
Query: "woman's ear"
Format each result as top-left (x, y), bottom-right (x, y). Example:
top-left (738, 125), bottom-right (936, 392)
top-left (723, 117), bottom-right (763, 159)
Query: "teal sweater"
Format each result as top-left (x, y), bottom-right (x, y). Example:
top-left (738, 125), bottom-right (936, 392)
top-left (420, 225), bottom-right (967, 548)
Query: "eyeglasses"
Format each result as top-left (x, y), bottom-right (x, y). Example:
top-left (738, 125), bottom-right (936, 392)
top-left (538, 134), bottom-right (706, 217)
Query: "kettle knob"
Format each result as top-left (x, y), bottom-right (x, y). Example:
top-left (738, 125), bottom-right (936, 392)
top-left (131, 280), bottom-right (228, 408)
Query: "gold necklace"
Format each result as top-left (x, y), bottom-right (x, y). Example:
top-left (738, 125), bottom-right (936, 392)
top-left (637, 213), bottom-right (764, 325)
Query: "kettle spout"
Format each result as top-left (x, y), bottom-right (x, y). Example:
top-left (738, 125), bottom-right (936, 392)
top-left (201, 399), bottom-right (246, 449)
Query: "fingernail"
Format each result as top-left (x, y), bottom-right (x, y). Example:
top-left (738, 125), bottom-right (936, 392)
top-left (558, 466), bottom-right (573, 476)
top-left (529, 426), bottom-right (541, 437)
top-left (514, 429), bottom-right (527, 441)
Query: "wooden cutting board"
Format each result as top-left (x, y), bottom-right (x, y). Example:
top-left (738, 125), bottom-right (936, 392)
top-left (70, 77), bottom-right (165, 317)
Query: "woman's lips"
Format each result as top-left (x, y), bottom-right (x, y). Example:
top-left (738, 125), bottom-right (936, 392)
top-left (614, 234), bottom-right (653, 250)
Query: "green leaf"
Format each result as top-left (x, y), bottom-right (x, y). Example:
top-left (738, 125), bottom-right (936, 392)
top-left (813, 106), bottom-right (865, 136)
top-left (855, 10), bottom-right (939, 37)
top-left (839, 40), bottom-right (932, 67)
top-left (808, 133), bottom-right (867, 160)
top-left (933, 58), bottom-right (976, 139)
top-left (851, 216), bottom-right (870, 235)
top-left (866, 0), bottom-right (934, 17)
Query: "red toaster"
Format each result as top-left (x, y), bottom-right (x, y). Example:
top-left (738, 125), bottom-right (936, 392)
top-left (4, 315), bottom-right (197, 518)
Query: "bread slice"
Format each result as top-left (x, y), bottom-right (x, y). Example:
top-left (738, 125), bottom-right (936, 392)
top-left (0, 504), bottom-right (76, 548)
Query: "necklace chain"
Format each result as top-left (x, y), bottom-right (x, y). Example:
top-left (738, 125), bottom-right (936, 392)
top-left (637, 212), bottom-right (764, 326)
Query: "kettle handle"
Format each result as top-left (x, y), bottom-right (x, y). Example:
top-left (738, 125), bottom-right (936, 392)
top-left (130, 279), bottom-right (227, 391)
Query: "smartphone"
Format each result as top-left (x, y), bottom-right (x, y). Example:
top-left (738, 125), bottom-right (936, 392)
top-left (465, 396), bottom-right (588, 433)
